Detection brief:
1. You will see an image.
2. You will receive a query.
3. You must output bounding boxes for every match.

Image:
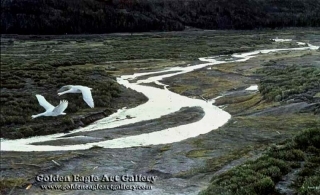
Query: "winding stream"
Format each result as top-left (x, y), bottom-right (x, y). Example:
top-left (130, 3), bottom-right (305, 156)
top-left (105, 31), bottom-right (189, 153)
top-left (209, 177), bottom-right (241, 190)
top-left (1, 40), bottom-right (319, 152)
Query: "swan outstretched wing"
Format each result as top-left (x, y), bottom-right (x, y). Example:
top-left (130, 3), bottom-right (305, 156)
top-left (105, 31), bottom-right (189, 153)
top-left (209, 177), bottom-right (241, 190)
top-left (52, 100), bottom-right (68, 113)
top-left (80, 87), bottom-right (94, 108)
top-left (35, 94), bottom-right (55, 111)
top-left (58, 85), bottom-right (94, 108)
top-left (57, 85), bottom-right (72, 93)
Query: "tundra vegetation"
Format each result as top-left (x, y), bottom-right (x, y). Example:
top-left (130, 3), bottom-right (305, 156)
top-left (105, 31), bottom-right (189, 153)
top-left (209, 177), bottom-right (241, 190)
top-left (0, 30), bottom-right (319, 195)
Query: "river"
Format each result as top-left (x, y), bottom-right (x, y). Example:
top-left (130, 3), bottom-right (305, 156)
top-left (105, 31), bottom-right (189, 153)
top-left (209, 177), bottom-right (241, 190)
top-left (1, 39), bottom-right (318, 152)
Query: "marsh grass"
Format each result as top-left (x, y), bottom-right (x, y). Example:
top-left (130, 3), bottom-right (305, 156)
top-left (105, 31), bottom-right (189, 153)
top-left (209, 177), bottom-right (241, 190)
top-left (0, 178), bottom-right (29, 192)
top-left (223, 94), bottom-right (262, 115)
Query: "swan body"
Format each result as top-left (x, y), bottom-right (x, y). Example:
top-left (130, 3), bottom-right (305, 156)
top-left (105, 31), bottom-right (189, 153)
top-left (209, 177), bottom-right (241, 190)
top-left (57, 85), bottom-right (94, 108)
top-left (32, 95), bottom-right (68, 119)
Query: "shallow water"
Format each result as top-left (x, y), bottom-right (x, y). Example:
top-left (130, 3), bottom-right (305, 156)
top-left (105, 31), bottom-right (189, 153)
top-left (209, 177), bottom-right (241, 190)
top-left (1, 40), bottom-right (318, 152)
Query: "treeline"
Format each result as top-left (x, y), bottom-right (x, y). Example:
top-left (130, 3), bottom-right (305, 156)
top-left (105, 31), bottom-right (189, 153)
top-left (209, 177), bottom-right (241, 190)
top-left (1, 0), bottom-right (320, 34)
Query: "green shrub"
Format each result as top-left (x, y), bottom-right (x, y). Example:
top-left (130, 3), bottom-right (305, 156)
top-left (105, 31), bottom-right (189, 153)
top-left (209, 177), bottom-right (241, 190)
top-left (258, 65), bottom-right (320, 102)
top-left (259, 166), bottom-right (282, 181)
top-left (294, 128), bottom-right (320, 150)
top-left (253, 177), bottom-right (275, 195)
top-left (201, 127), bottom-right (320, 195)
top-left (19, 126), bottom-right (34, 137)
top-left (268, 149), bottom-right (305, 161)
top-left (299, 176), bottom-right (320, 195)
top-left (62, 117), bottom-right (75, 126)
top-left (249, 156), bottom-right (290, 175)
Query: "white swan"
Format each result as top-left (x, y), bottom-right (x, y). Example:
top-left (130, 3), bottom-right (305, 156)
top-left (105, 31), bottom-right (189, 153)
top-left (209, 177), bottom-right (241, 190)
top-left (57, 85), bottom-right (94, 108)
top-left (32, 95), bottom-right (68, 119)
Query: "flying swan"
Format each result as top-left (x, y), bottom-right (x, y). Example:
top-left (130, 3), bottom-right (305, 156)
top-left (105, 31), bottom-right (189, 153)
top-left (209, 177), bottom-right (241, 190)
top-left (32, 94), bottom-right (68, 119)
top-left (57, 85), bottom-right (94, 108)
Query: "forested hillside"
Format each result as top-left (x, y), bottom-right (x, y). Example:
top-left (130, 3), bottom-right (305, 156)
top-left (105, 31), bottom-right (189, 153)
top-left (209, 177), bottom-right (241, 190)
top-left (1, 0), bottom-right (320, 34)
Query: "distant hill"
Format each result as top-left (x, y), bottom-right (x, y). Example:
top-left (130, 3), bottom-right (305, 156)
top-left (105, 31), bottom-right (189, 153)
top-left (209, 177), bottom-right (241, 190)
top-left (1, 0), bottom-right (320, 34)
